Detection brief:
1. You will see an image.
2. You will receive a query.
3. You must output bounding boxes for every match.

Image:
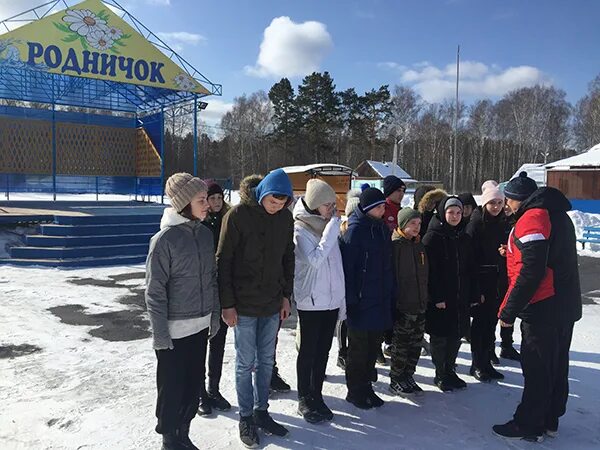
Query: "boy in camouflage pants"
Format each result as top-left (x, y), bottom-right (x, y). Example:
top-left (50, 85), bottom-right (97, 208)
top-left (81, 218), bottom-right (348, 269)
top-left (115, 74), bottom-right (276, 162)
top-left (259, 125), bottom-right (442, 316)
top-left (389, 208), bottom-right (429, 395)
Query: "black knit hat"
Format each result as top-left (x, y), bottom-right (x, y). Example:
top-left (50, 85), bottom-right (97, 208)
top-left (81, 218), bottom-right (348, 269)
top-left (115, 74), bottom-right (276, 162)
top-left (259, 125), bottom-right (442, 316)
top-left (206, 180), bottom-right (224, 198)
top-left (383, 175), bottom-right (406, 198)
top-left (359, 187), bottom-right (386, 213)
top-left (458, 192), bottom-right (477, 208)
top-left (504, 171), bottom-right (538, 201)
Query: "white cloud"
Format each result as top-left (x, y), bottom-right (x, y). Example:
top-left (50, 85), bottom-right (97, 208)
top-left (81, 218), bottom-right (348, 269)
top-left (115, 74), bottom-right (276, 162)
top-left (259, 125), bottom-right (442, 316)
top-left (157, 31), bottom-right (206, 52)
top-left (380, 60), bottom-right (550, 102)
top-left (201, 99), bottom-right (234, 125)
top-left (244, 16), bottom-right (333, 79)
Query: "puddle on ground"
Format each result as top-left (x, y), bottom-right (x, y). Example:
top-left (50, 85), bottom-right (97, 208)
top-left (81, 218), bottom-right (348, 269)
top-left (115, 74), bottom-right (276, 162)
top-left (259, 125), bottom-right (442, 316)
top-left (47, 272), bottom-right (150, 342)
top-left (0, 343), bottom-right (43, 359)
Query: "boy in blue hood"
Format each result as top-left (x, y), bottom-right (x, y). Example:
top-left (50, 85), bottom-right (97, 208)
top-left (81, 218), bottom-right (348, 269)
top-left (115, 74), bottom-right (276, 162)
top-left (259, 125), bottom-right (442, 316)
top-left (217, 168), bottom-right (295, 447)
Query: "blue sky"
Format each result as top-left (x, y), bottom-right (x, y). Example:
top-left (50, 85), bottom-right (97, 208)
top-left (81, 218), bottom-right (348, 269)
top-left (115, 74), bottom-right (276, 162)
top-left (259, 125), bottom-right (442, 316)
top-left (1, 0), bottom-right (599, 123)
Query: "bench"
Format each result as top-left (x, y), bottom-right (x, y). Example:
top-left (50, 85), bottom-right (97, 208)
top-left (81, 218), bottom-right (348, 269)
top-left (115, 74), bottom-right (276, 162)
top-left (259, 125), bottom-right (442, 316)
top-left (578, 226), bottom-right (600, 249)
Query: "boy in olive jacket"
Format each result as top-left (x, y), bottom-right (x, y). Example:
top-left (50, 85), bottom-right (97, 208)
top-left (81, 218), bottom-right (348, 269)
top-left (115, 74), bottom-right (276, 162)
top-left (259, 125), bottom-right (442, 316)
top-left (389, 208), bottom-right (429, 396)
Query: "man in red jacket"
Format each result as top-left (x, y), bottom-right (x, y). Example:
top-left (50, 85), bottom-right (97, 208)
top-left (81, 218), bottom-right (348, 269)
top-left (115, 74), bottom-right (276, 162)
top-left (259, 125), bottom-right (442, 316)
top-left (493, 172), bottom-right (582, 443)
top-left (383, 175), bottom-right (406, 232)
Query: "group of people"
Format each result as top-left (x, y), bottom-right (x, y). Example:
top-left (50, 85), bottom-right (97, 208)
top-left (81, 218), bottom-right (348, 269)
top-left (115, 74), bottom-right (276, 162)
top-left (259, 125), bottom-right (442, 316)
top-left (145, 168), bottom-right (582, 449)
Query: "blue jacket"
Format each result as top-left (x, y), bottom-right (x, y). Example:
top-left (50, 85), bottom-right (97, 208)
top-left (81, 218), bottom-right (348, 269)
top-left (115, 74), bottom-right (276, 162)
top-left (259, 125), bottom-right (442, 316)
top-left (339, 208), bottom-right (395, 331)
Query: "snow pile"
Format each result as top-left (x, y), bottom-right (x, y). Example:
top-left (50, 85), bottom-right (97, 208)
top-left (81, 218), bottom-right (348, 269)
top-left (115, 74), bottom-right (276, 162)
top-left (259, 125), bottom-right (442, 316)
top-left (1, 265), bottom-right (600, 449)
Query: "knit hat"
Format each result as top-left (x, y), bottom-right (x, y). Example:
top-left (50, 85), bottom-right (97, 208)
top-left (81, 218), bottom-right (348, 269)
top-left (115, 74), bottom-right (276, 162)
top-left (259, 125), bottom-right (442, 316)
top-left (481, 179), bottom-right (504, 206)
top-left (359, 187), bottom-right (386, 213)
top-left (345, 189), bottom-right (361, 217)
top-left (360, 183), bottom-right (371, 192)
top-left (304, 179), bottom-right (336, 210)
top-left (205, 180), bottom-right (224, 198)
top-left (255, 168), bottom-right (293, 204)
top-left (397, 207), bottom-right (421, 230)
top-left (444, 196), bottom-right (463, 212)
top-left (504, 171), bottom-right (538, 201)
top-left (165, 173), bottom-right (207, 212)
top-left (383, 175), bottom-right (406, 198)
top-left (458, 192), bottom-right (477, 209)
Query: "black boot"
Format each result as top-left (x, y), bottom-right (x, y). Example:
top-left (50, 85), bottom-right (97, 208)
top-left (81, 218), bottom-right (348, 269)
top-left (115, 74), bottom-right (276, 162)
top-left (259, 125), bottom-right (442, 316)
top-left (470, 366), bottom-right (492, 382)
top-left (253, 409), bottom-right (289, 437)
top-left (197, 394), bottom-right (212, 417)
top-left (484, 362), bottom-right (505, 380)
top-left (270, 367), bottom-right (291, 393)
top-left (176, 422), bottom-right (199, 450)
top-left (161, 432), bottom-right (186, 450)
top-left (434, 376), bottom-right (454, 392)
top-left (313, 393), bottom-right (334, 421)
top-left (500, 345), bottom-right (521, 361)
top-left (493, 420), bottom-right (544, 442)
top-left (345, 390), bottom-right (372, 410)
top-left (207, 391), bottom-right (231, 411)
top-left (367, 387), bottom-right (384, 407)
top-left (239, 416), bottom-right (260, 449)
top-left (298, 396), bottom-right (324, 424)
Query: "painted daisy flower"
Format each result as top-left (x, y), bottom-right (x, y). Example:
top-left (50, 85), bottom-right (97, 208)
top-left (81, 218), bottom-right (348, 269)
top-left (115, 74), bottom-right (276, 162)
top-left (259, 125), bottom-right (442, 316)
top-left (173, 73), bottom-right (196, 91)
top-left (106, 27), bottom-right (123, 41)
top-left (63, 9), bottom-right (108, 37)
top-left (87, 30), bottom-right (114, 51)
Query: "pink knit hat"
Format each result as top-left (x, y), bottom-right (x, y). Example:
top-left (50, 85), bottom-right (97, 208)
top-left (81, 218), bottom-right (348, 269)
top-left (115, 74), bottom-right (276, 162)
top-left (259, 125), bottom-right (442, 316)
top-left (481, 180), bottom-right (504, 206)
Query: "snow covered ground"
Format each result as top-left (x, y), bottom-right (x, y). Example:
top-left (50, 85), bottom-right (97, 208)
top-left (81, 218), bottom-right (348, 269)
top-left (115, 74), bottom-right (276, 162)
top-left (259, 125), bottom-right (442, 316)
top-left (1, 264), bottom-right (600, 450)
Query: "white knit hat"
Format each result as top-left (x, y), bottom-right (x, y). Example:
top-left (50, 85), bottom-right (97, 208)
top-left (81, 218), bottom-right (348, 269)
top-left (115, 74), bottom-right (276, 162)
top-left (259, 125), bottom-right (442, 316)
top-left (481, 179), bottom-right (504, 206)
top-left (304, 179), bottom-right (336, 210)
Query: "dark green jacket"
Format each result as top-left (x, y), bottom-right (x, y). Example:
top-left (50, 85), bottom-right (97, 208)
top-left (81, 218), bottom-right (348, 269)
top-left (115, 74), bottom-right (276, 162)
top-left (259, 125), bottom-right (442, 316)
top-left (216, 175), bottom-right (295, 317)
top-left (392, 229), bottom-right (429, 315)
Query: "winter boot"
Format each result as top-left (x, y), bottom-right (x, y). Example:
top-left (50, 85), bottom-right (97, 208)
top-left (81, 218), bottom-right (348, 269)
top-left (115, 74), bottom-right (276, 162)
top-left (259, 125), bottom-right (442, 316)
top-left (434, 376), bottom-right (454, 392)
top-left (207, 391), bottom-right (231, 411)
top-left (490, 351), bottom-right (500, 365)
top-left (270, 367), bottom-right (291, 393)
top-left (161, 432), bottom-right (187, 450)
top-left (493, 420), bottom-right (544, 443)
top-left (545, 417), bottom-right (559, 438)
top-left (253, 410), bottom-right (289, 437)
top-left (483, 362), bottom-right (505, 380)
top-left (345, 390), bottom-right (373, 410)
top-left (176, 422), bottom-right (199, 450)
top-left (500, 345), bottom-right (521, 361)
top-left (239, 416), bottom-right (260, 449)
top-left (298, 396), bottom-right (324, 424)
top-left (367, 388), bottom-right (385, 407)
top-left (197, 394), bottom-right (212, 417)
top-left (470, 366), bottom-right (492, 382)
top-left (313, 393), bottom-right (334, 421)
top-left (389, 378), bottom-right (415, 396)
top-left (447, 372), bottom-right (467, 389)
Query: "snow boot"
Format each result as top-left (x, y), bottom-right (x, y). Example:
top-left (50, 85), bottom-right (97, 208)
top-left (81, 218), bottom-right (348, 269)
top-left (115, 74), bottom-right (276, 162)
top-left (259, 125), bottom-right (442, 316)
top-left (298, 396), bottom-right (324, 424)
top-left (239, 416), bottom-right (259, 449)
top-left (207, 391), bottom-right (231, 411)
top-left (447, 372), bottom-right (467, 389)
top-left (161, 432), bottom-right (187, 450)
top-left (493, 420), bottom-right (544, 443)
top-left (434, 376), bottom-right (454, 392)
top-left (270, 367), bottom-right (291, 393)
top-left (254, 410), bottom-right (289, 437)
top-left (500, 345), bottom-right (521, 361)
top-left (312, 393), bottom-right (334, 421)
top-left (176, 422), bottom-right (199, 450)
top-left (470, 366), bottom-right (492, 382)
top-left (367, 388), bottom-right (385, 407)
top-left (545, 417), bottom-right (559, 438)
top-left (346, 390), bottom-right (373, 410)
top-left (406, 375), bottom-right (424, 394)
top-left (197, 394), bottom-right (212, 417)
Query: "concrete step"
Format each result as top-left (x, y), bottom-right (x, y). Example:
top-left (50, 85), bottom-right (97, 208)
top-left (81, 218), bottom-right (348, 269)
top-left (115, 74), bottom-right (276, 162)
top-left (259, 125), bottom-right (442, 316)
top-left (0, 254), bottom-right (148, 268)
top-left (10, 243), bottom-right (149, 259)
top-left (54, 214), bottom-right (163, 226)
top-left (24, 233), bottom-right (154, 247)
top-left (39, 222), bottom-right (160, 236)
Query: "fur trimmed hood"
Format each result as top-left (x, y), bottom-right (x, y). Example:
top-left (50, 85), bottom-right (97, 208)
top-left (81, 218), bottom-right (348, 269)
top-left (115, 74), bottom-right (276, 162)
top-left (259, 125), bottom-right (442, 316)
top-left (239, 174), bottom-right (263, 206)
top-left (418, 188), bottom-right (448, 214)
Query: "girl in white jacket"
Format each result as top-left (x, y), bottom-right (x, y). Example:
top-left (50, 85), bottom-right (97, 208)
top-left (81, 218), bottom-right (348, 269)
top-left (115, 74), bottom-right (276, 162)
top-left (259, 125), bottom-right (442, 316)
top-left (294, 179), bottom-right (346, 424)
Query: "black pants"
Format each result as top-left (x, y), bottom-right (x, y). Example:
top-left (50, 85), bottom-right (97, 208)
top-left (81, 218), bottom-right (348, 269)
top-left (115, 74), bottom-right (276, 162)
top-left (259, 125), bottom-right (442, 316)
top-left (337, 320), bottom-right (348, 359)
top-left (429, 335), bottom-right (462, 379)
top-left (500, 324), bottom-right (515, 348)
top-left (346, 327), bottom-right (383, 396)
top-left (470, 303), bottom-right (497, 368)
top-left (513, 321), bottom-right (574, 434)
top-left (155, 329), bottom-right (208, 434)
top-left (296, 309), bottom-right (339, 398)
top-left (206, 318), bottom-right (228, 395)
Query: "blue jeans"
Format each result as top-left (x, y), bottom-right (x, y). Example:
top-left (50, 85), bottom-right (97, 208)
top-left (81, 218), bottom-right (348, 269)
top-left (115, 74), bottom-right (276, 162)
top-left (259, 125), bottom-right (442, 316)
top-left (234, 313), bottom-right (280, 417)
